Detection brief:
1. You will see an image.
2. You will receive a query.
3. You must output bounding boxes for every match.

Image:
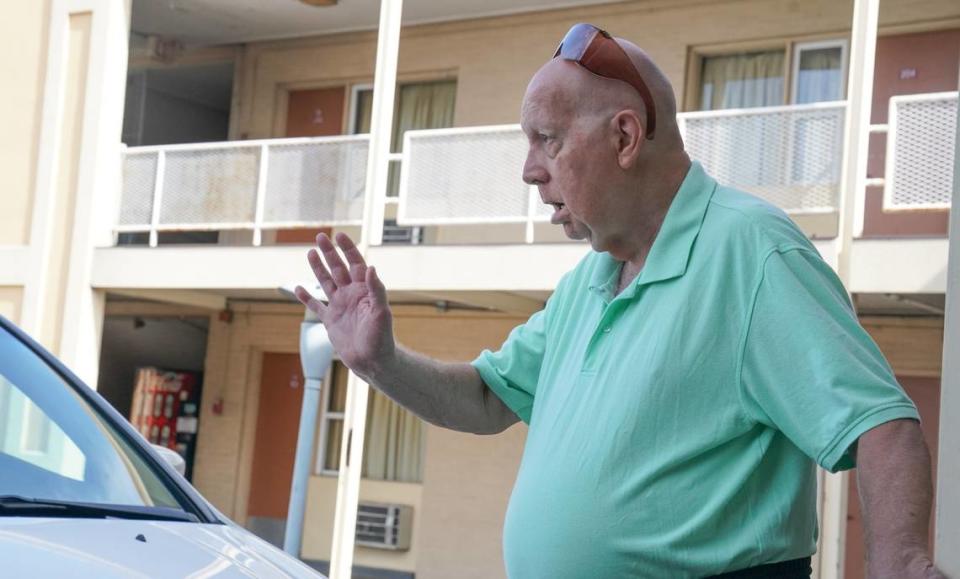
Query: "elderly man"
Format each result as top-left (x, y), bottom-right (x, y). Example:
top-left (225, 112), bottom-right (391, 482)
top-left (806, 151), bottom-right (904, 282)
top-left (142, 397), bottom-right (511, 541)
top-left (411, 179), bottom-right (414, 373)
top-left (296, 24), bottom-right (943, 579)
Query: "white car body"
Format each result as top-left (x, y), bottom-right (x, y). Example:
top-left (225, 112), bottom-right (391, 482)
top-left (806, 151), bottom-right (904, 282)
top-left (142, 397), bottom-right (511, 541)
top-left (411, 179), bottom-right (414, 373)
top-left (0, 518), bottom-right (321, 578)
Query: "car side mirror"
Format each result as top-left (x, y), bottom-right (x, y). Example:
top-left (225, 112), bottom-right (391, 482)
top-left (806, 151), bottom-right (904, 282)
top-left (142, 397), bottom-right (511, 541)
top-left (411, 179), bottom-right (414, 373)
top-left (152, 444), bottom-right (186, 476)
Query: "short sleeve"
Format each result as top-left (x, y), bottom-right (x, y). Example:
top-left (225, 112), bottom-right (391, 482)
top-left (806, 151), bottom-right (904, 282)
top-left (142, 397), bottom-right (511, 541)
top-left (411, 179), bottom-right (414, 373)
top-left (738, 248), bottom-right (919, 472)
top-left (471, 308), bottom-right (546, 424)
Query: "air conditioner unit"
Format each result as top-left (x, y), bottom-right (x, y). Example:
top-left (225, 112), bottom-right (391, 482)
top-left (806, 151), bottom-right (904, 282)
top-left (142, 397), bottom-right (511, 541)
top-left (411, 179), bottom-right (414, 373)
top-left (356, 502), bottom-right (413, 551)
top-left (382, 220), bottom-right (422, 245)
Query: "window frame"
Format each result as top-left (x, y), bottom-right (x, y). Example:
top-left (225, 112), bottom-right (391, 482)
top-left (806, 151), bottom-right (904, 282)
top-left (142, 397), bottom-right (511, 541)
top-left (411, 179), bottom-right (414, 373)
top-left (313, 359), bottom-right (425, 482)
top-left (789, 39), bottom-right (849, 105)
top-left (685, 36), bottom-right (849, 112)
top-left (347, 83), bottom-right (374, 136)
top-left (315, 361), bottom-right (344, 477)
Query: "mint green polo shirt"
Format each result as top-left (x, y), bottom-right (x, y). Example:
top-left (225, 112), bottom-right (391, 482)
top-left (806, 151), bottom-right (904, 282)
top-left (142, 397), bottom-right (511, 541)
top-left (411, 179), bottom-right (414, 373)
top-left (472, 162), bottom-right (919, 578)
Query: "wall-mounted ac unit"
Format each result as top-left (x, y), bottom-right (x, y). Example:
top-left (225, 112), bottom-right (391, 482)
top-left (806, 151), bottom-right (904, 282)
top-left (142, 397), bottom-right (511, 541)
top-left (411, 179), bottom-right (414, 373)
top-left (356, 502), bottom-right (413, 551)
top-left (382, 220), bottom-right (422, 245)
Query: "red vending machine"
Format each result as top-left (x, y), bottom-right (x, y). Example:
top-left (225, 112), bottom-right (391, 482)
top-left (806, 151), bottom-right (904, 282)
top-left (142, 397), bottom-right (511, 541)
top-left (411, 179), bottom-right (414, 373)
top-left (130, 367), bottom-right (203, 481)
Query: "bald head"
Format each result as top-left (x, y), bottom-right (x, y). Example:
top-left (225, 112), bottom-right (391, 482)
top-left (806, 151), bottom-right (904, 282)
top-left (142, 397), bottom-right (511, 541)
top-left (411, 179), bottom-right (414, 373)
top-left (519, 29), bottom-right (691, 261)
top-left (522, 36), bottom-right (683, 152)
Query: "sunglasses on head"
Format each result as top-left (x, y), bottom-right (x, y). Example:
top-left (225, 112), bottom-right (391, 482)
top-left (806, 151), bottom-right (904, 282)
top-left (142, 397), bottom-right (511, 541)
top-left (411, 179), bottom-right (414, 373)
top-left (553, 23), bottom-right (657, 140)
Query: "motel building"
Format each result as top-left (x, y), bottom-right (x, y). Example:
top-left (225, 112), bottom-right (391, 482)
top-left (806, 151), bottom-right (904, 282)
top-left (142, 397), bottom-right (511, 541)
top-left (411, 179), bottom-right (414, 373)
top-left (1, 0), bottom-right (959, 577)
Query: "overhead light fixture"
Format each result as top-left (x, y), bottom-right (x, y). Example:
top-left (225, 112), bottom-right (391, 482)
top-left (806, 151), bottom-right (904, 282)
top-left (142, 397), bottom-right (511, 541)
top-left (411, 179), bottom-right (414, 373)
top-left (298, 0), bottom-right (338, 6)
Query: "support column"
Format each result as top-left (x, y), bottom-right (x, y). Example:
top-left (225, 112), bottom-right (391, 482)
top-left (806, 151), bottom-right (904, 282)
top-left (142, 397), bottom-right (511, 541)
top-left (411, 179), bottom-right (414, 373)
top-left (933, 76), bottom-right (960, 576)
top-left (825, 0), bottom-right (880, 576)
top-left (328, 0), bottom-right (403, 577)
top-left (20, 0), bottom-right (130, 387)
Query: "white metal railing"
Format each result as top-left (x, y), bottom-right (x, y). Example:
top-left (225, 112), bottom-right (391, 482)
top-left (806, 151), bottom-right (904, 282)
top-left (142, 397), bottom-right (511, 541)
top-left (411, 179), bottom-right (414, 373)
top-left (883, 91), bottom-right (957, 211)
top-left (117, 135), bottom-right (370, 246)
top-left (115, 95), bottom-right (956, 248)
top-left (679, 101), bottom-right (847, 214)
top-left (397, 124), bottom-right (550, 243)
top-left (395, 103), bottom-right (848, 238)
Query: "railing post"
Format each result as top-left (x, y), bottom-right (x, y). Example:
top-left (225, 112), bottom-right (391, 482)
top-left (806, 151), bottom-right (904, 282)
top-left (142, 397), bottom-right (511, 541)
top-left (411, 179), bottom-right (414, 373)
top-left (330, 1), bottom-right (403, 578)
top-left (526, 185), bottom-right (539, 244)
top-left (149, 150), bottom-right (166, 248)
top-left (253, 143), bottom-right (269, 247)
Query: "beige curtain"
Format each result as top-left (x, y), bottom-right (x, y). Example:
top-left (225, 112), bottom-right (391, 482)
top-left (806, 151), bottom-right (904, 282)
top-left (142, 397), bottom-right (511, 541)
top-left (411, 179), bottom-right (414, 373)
top-left (354, 90), bottom-right (374, 134)
top-left (362, 389), bottom-right (424, 482)
top-left (700, 50), bottom-right (785, 110)
top-left (390, 81), bottom-right (456, 152)
top-left (352, 81), bottom-right (456, 195)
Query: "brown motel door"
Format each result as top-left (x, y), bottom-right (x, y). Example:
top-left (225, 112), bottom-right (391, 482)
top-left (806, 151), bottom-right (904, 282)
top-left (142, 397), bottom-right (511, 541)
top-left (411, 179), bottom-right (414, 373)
top-left (246, 353), bottom-right (306, 546)
top-left (276, 86), bottom-right (346, 244)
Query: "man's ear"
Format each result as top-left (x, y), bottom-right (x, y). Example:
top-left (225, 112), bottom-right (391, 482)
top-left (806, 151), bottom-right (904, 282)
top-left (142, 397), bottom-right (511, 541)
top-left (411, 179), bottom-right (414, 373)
top-left (611, 110), bottom-right (645, 169)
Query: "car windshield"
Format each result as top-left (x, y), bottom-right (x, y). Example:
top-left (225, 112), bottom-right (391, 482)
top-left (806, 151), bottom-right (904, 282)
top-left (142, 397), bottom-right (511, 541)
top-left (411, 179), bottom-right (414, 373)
top-left (0, 324), bottom-right (185, 512)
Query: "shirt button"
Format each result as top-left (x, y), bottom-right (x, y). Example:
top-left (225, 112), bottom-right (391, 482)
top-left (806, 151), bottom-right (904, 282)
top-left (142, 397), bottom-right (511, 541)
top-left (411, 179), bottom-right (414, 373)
top-left (602, 327), bottom-right (612, 333)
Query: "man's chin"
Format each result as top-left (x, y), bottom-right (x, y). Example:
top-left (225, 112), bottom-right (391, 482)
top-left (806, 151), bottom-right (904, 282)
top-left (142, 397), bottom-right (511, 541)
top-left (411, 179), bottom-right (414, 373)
top-left (561, 222), bottom-right (589, 241)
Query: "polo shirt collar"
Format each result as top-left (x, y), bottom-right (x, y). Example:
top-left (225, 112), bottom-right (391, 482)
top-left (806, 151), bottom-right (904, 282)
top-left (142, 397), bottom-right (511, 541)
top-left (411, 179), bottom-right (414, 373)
top-left (588, 161), bottom-right (716, 299)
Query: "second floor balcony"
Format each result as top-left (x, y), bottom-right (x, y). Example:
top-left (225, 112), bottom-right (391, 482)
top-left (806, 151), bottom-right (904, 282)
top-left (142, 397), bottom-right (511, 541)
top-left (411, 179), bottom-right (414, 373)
top-left (99, 92), bottom-right (957, 300)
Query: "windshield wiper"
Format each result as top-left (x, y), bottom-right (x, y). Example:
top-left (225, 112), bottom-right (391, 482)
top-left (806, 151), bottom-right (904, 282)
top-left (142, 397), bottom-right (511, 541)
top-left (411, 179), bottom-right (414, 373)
top-left (0, 495), bottom-right (198, 522)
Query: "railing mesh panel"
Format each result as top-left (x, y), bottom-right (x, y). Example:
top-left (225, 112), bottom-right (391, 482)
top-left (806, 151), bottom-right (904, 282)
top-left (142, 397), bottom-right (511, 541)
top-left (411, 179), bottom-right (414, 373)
top-left (160, 147), bottom-right (260, 224)
top-left (119, 152), bottom-right (157, 225)
top-left (264, 140), bottom-right (368, 224)
top-left (888, 94), bottom-right (957, 209)
top-left (399, 129), bottom-right (532, 223)
top-left (682, 105), bottom-right (845, 213)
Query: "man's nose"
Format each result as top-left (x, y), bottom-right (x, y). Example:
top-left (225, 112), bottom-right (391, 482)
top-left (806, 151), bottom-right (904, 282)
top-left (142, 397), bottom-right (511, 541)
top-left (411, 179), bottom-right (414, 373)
top-left (522, 152), bottom-right (548, 186)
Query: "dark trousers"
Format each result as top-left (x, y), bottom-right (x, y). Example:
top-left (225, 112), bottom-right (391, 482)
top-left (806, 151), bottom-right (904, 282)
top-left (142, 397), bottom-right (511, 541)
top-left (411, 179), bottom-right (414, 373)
top-left (704, 557), bottom-right (812, 579)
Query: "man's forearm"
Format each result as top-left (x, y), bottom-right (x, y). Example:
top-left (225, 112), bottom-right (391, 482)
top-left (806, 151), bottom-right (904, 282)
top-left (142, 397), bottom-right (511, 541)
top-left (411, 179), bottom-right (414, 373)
top-left (856, 419), bottom-right (940, 578)
top-left (362, 346), bottom-right (520, 435)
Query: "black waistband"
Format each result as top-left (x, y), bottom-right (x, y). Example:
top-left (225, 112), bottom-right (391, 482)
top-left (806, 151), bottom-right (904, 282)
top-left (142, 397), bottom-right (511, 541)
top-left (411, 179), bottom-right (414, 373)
top-left (704, 557), bottom-right (812, 579)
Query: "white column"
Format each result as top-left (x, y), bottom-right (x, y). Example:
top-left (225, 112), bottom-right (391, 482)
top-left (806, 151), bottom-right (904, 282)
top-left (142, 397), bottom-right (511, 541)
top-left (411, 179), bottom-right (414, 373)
top-left (328, 0), bottom-right (403, 577)
top-left (20, 0), bottom-right (130, 388)
top-left (20, 1), bottom-right (72, 338)
top-left (58, 0), bottom-right (131, 386)
top-left (824, 0), bottom-right (880, 577)
top-left (933, 78), bottom-right (960, 576)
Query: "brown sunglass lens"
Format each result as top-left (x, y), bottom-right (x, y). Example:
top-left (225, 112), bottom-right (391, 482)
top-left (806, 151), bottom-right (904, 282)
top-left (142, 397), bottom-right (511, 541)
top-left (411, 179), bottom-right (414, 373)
top-left (556, 23), bottom-right (599, 60)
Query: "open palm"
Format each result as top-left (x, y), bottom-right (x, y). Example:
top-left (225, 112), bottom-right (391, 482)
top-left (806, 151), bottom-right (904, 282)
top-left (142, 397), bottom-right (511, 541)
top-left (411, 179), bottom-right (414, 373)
top-left (294, 232), bottom-right (394, 379)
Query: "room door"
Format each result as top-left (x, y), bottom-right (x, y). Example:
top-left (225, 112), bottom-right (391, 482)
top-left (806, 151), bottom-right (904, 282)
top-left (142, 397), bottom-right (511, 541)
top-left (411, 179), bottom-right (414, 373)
top-left (246, 352), bottom-right (306, 546)
top-left (276, 86), bottom-right (346, 244)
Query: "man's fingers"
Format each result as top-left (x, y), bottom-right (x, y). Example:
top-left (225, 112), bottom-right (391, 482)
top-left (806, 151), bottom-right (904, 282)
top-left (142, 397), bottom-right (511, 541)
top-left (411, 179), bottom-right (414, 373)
top-left (308, 249), bottom-right (337, 298)
top-left (367, 266), bottom-right (388, 309)
top-left (317, 233), bottom-right (351, 287)
top-left (336, 232), bottom-right (368, 282)
top-left (294, 286), bottom-right (328, 320)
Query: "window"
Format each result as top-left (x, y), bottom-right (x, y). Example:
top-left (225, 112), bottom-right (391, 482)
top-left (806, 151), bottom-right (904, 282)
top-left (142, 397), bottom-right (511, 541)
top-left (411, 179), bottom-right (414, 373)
top-left (791, 41), bottom-right (846, 104)
top-left (700, 50), bottom-right (786, 110)
top-left (317, 362), bottom-right (424, 483)
top-left (349, 79), bottom-right (457, 196)
top-left (0, 324), bottom-right (184, 509)
top-left (694, 39), bottom-right (847, 111)
top-left (21, 402), bottom-right (52, 453)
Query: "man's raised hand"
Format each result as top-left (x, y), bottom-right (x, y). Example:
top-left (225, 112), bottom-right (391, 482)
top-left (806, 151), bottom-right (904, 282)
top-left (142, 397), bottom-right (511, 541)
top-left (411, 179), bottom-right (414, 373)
top-left (294, 232), bottom-right (395, 380)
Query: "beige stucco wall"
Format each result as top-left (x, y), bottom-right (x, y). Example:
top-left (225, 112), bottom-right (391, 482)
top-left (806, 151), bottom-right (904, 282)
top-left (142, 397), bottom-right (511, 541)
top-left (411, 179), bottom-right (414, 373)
top-left (0, 288), bottom-right (24, 324)
top-left (193, 301), bottom-right (527, 574)
top-left (0, 0), bottom-right (49, 247)
top-left (233, 0), bottom-right (960, 142)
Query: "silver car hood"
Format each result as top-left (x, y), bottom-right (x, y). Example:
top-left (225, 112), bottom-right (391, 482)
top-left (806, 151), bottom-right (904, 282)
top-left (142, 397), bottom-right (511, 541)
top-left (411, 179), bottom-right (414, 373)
top-left (0, 518), bottom-right (323, 578)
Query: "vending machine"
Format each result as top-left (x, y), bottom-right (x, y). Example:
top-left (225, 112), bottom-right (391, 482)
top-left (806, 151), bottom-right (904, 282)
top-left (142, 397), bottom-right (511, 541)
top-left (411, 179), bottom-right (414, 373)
top-left (129, 367), bottom-right (203, 481)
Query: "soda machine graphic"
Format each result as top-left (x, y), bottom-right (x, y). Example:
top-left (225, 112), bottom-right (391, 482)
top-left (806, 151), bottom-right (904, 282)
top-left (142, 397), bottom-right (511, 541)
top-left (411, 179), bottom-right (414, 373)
top-left (130, 367), bottom-right (203, 480)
